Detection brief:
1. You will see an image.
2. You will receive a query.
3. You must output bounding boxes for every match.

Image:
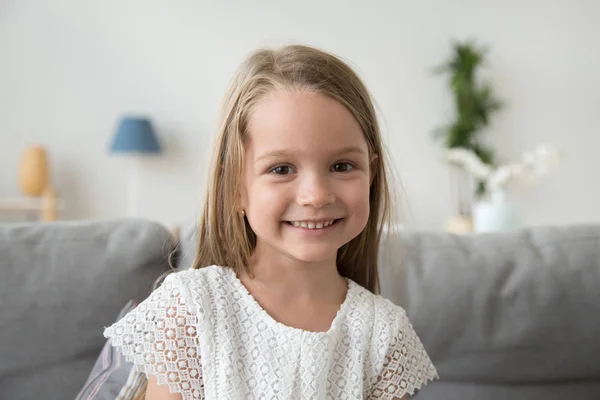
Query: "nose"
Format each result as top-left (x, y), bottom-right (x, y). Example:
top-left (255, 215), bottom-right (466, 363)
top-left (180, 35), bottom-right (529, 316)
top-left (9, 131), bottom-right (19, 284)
top-left (296, 173), bottom-right (336, 208)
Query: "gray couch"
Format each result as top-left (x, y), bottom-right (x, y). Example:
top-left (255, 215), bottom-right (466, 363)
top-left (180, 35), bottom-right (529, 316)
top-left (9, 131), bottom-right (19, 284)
top-left (1, 218), bottom-right (599, 399)
top-left (0, 219), bottom-right (175, 400)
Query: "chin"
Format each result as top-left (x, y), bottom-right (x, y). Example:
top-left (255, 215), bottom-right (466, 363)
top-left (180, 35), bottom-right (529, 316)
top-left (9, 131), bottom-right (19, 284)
top-left (285, 247), bottom-right (339, 264)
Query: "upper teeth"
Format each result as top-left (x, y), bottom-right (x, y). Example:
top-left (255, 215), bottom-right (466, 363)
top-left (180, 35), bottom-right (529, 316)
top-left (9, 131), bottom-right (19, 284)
top-left (290, 220), bottom-right (335, 229)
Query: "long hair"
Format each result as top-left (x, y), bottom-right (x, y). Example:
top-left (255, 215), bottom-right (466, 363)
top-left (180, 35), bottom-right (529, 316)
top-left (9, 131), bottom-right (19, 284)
top-left (193, 44), bottom-right (395, 294)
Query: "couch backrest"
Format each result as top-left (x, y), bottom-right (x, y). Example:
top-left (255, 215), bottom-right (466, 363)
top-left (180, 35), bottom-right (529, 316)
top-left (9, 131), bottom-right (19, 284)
top-left (0, 218), bottom-right (176, 400)
top-left (378, 225), bottom-right (600, 399)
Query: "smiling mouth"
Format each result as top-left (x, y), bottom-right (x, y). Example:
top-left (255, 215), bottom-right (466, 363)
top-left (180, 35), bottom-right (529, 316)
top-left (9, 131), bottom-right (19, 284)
top-left (284, 219), bottom-right (342, 230)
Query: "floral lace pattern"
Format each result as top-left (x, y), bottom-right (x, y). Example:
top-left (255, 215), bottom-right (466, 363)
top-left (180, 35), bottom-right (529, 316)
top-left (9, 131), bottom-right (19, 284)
top-left (368, 301), bottom-right (439, 398)
top-left (104, 266), bottom-right (437, 399)
top-left (104, 274), bottom-right (205, 399)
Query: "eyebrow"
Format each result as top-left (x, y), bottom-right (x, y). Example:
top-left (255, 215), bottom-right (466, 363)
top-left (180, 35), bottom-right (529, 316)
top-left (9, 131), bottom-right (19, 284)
top-left (255, 146), bottom-right (367, 162)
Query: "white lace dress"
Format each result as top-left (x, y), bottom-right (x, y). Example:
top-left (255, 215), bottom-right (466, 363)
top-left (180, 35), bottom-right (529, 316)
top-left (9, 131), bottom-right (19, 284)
top-left (104, 265), bottom-right (437, 399)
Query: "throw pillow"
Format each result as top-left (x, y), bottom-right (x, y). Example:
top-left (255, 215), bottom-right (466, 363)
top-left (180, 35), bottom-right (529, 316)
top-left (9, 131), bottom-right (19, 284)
top-left (75, 300), bottom-right (147, 400)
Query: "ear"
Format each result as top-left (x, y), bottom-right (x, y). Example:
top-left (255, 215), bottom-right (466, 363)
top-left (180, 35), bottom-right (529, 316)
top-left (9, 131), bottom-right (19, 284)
top-left (369, 154), bottom-right (379, 185)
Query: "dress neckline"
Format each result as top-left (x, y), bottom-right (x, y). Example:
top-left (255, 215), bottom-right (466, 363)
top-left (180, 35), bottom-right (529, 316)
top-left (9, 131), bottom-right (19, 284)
top-left (218, 265), bottom-right (356, 337)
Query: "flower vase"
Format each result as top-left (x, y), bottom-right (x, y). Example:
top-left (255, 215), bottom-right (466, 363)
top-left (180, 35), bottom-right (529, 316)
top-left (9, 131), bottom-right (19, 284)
top-left (19, 145), bottom-right (50, 197)
top-left (472, 189), bottom-right (522, 233)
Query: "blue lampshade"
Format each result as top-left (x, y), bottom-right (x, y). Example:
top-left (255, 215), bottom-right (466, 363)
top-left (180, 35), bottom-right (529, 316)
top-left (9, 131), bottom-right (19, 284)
top-left (110, 117), bottom-right (161, 154)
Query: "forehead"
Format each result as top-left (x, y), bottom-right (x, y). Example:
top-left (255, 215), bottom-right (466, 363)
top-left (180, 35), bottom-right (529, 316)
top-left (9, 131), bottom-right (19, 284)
top-left (246, 90), bottom-right (368, 157)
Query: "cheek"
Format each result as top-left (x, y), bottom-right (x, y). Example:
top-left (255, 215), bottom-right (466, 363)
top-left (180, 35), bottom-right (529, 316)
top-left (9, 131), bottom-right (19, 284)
top-left (248, 183), bottom-right (289, 214)
top-left (347, 180), bottom-right (371, 218)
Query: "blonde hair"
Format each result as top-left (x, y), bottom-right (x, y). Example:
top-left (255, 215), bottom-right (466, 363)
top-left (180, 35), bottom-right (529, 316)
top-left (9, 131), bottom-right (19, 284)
top-left (193, 44), bottom-right (394, 294)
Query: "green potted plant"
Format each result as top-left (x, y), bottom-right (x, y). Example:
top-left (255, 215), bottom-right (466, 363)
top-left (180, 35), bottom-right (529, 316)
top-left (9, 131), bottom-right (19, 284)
top-left (433, 40), bottom-right (503, 232)
top-left (434, 40), bottom-right (503, 197)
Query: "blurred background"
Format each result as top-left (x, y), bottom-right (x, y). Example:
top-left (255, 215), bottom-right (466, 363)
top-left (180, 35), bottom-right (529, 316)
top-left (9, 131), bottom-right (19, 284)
top-left (1, 0), bottom-right (599, 231)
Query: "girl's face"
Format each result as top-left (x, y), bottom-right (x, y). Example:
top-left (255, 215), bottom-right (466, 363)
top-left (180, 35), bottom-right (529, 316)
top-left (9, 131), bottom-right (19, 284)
top-left (240, 90), bottom-right (373, 266)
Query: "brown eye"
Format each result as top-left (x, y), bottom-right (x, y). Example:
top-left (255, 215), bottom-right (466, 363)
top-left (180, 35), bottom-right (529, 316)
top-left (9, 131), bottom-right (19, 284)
top-left (270, 165), bottom-right (293, 175)
top-left (332, 162), bottom-right (354, 172)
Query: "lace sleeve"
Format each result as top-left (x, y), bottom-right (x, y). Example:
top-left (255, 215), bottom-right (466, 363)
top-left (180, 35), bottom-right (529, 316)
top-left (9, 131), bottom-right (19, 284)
top-left (103, 273), bottom-right (205, 400)
top-left (369, 305), bottom-right (438, 399)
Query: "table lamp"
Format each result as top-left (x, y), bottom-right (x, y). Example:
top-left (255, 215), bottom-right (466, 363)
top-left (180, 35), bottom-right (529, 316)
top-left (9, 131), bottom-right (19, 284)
top-left (109, 116), bottom-right (162, 216)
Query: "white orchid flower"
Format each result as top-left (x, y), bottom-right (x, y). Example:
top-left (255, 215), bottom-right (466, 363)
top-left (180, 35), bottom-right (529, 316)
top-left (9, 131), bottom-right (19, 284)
top-left (445, 145), bottom-right (560, 193)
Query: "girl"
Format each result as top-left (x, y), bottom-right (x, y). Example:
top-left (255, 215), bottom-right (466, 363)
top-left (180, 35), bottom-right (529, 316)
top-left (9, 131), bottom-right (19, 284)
top-left (104, 44), bottom-right (437, 399)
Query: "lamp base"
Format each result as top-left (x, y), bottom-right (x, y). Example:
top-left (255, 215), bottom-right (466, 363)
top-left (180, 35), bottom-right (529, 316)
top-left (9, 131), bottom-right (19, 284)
top-left (128, 156), bottom-right (140, 217)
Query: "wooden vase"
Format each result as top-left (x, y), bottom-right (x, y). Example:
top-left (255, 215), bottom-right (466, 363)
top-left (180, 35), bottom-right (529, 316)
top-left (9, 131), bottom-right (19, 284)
top-left (19, 145), bottom-right (50, 197)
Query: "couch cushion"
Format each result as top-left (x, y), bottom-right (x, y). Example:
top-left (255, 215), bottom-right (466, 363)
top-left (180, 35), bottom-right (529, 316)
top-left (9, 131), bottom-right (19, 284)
top-left (379, 225), bottom-right (600, 399)
top-left (0, 218), bottom-right (176, 400)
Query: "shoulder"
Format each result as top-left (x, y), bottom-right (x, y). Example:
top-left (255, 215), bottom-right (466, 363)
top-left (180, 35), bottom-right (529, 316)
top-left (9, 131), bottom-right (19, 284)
top-left (164, 264), bottom-right (223, 283)
top-left (103, 266), bottom-right (228, 340)
top-left (350, 285), bottom-right (415, 362)
top-left (350, 282), bottom-right (407, 330)
top-left (373, 295), bottom-right (409, 333)
top-left (159, 265), bottom-right (239, 319)
top-left (161, 265), bottom-right (230, 292)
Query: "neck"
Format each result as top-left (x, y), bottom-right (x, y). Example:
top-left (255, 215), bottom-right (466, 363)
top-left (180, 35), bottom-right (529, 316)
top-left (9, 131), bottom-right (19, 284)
top-left (243, 246), bottom-right (345, 301)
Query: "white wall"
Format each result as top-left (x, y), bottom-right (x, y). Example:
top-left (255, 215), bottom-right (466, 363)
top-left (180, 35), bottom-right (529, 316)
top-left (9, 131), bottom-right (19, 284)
top-left (1, 0), bottom-right (599, 230)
